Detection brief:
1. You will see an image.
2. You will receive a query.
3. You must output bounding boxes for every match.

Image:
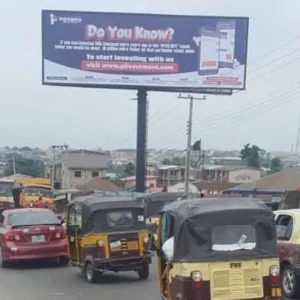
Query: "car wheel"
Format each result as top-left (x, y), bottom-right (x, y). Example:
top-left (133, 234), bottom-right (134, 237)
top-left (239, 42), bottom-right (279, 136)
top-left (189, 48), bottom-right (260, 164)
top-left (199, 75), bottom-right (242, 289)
top-left (138, 264), bottom-right (149, 280)
top-left (281, 265), bottom-right (300, 299)
top-left (59, 256), bottom-right (69, 266)
top-left (85, 262), bottom-right (97, 283)
top-left (0, 247), bottom-right (9, 268)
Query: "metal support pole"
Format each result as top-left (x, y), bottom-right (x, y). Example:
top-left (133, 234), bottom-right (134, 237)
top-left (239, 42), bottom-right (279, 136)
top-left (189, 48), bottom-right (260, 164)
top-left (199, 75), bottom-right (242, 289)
top-left (136, 88), bottom-right (147, 193)
top-left (51, 146), bottom-right (56, 188)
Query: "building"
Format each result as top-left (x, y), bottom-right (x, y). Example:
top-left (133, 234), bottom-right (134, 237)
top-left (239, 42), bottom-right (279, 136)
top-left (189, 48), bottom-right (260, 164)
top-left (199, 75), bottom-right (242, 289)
top-left (121, 175), bottom-right (158, 190)
top-left (167, 182), bottom-right (199, 197)
top-left (76, 177), bottom-right (122, 192)
top-left (156, 165), bottom-right (185, 187)
top-left (224, 168), bottom-right (300, 197)
top-left (58, 150), bottom-right (109, 189)
top-left (202, 165), bottom-right (262, 183)
top-left (192, 181), bottom-right (240, 196)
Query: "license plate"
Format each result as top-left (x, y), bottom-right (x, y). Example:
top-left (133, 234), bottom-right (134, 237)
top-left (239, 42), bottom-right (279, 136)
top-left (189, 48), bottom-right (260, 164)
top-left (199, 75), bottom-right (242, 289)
top-left (31, 235), bottom-right (45, 243)
top-left (110, 240), bottom-right (121, 248)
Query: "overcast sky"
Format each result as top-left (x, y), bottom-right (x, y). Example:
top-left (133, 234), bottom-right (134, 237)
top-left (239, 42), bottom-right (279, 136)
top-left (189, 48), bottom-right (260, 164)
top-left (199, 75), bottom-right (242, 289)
top-left (1, 0), bottom-right (299, 151)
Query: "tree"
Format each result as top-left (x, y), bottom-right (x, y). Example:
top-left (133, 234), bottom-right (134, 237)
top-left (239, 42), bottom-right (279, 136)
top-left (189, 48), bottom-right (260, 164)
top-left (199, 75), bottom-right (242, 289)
top-left (20, 146), bottom-right (32, 151)
top-left (161, 156), bottom-right (185, 166)
top-left (162, 158), bottom-right (172, 165)
top-left (240, 143), bottom-right (262, 168)
top-left (105, 175), bottom-right (123, 187)
top-left (124, 162), bottom-right (136, 176)
top-left (270, 157), bottom-right (282, 174)
top-left (4, 155), bottom-right (45, 177)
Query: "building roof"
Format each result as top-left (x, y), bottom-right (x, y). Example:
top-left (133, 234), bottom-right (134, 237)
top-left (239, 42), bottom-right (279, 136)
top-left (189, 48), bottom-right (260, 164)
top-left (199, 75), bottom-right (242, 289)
top-left (76, 178), bottom-right (122, 192)
top-left (226, 168), bottom-right (300, 192)
top-left (192, 181), bottom-right (240, 191)
top-left (203, 165), bottom-right (261, 171)
top-left (121, 175), bottom-right (158, 182)
top-left (157, 165), bottom-right (184, 170)
top-left (61, 150), bottom-right (109, 170)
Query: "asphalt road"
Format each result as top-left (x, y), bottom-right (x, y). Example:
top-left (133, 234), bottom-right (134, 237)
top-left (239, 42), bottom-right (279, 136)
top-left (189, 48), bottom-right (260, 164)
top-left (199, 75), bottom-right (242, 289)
top-left (0, 259), bottom-right (290, 300)
top-left (0, 259), bottom-right (159, 300)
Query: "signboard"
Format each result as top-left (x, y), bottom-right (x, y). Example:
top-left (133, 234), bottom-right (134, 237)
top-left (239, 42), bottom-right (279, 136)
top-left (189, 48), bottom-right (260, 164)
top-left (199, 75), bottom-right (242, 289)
top-left (42, 10), bottom-right (249, 92)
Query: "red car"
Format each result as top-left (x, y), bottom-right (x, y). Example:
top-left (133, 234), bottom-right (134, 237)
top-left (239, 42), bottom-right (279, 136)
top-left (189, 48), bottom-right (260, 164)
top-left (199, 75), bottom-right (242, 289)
top-left (0, 208), bottom-right (69, 267)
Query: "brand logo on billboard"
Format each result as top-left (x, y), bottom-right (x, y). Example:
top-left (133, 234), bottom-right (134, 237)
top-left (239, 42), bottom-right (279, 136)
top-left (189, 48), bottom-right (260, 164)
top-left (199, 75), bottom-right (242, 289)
top-left (50, 13), bottom-right (82, 25)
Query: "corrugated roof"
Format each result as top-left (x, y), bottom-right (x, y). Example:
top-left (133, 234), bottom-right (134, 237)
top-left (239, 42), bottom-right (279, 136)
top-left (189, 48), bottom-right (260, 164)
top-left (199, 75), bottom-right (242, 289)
top-left (158, 165), bottom-right (184, 170)
top-left (61, 150), bottom-right (109, 169)
top-left (76, 178), bottom-right (122, 192)
top-left (227, 169), bottom-right (300, 192)
top-left (192, 181), bottom-right (240, 191)
top-left (203, 165), bottom-right (261, 171)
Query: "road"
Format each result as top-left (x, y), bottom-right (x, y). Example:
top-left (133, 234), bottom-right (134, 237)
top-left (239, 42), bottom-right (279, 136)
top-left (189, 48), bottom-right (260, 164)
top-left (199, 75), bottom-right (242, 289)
top-left (0, 260), bottom-right (289, 300)
top-left (0, 260), bottom-right (159, 300)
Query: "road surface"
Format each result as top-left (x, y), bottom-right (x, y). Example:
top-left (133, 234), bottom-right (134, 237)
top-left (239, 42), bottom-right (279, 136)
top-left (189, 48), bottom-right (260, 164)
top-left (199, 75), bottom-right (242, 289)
top-left (0, 259), bottom-right (289, 300)
top-left (0, 260), bottom-right (159, 300)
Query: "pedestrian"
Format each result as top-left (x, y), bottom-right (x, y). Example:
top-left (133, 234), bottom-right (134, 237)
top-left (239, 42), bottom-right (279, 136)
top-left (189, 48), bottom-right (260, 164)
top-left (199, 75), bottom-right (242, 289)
top-left (35, 197), bottom-right (46, 208)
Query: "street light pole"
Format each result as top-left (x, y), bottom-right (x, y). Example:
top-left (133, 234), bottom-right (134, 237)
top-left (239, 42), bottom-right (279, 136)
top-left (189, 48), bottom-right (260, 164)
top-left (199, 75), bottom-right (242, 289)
top-left (178, 94), bottom-right (206, 196)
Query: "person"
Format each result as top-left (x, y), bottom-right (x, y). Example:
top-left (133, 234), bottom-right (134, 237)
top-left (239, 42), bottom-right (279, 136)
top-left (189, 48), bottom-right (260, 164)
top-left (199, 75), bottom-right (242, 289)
top-left (35, 197), bottom-right (46, 208)
top-left (29, 201), bottom-right (35, 208)
top-left (162, 236), bottom-right (174, 261)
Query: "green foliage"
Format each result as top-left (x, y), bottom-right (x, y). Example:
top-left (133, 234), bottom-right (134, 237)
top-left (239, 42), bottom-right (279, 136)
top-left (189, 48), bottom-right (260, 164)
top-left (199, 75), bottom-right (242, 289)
top-left (108, 165), bottom-right (125, 174)
top-left (105, 175), bottom-right (123, 187)
top-left (162, 156), bottom-right (185, 166)
top-left (124, 162), bottom-right (136, 176)
top-left (4, 154), bottom-right (45, 177)
top-left (270, 157), bottom-right (282, 174)
top-left (240, 143), bottom-right (262, 168)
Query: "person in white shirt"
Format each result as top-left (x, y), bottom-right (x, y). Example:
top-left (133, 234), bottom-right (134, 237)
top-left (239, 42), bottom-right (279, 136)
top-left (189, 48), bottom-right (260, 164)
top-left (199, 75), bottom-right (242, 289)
top-left (162, 236), bottom-right (174, 261)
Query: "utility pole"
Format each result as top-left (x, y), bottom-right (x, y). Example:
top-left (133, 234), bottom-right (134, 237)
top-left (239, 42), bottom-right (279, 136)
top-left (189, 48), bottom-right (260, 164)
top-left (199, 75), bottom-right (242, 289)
top-left (51, 144), bottom-right (68, 188)
top-left (296, 116), bottom-right (300, 155)
top-left (178, 94), bottom-right (206, 196)
top-left (12, 154), bottom-right (16, 175)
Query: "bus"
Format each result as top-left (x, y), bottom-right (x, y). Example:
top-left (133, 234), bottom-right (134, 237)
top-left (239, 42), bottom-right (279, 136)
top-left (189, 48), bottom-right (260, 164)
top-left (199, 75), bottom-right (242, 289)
top-left (0, 178), bottom-right (15, 210)
top-left (12, 183), bottom-right (54, 209)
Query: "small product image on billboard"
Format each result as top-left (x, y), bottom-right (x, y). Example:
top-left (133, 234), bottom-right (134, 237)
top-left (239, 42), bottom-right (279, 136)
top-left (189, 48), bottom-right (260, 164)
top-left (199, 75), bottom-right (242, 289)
top-left (198, 28), bottom-right (220, 76)
top-left (42, 11), bottom-right (249, 91)
top-left (216, 20), bottom-right (236, 69)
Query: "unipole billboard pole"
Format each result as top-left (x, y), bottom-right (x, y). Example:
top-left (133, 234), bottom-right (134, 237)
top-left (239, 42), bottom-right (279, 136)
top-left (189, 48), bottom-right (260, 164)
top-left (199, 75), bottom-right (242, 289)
top-left (178, 94), bottom-right (206, 197)
top-left (136, 88), bottom-right (148, 193)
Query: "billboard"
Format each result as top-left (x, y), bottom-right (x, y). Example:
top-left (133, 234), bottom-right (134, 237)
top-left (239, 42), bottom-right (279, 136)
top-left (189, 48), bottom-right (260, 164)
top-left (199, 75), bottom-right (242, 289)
top-left (42, 10), bottom-right (249, 92)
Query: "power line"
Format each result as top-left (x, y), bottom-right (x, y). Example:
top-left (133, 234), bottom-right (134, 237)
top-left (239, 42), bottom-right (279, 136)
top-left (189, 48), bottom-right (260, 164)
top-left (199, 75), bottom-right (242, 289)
top-left (101, 33), bottom-right (300, 149)
top-left (151, 84), bottom-right (300, 149)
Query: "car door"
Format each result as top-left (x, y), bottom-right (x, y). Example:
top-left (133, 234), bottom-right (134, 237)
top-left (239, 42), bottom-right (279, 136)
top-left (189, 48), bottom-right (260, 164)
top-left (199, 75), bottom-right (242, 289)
top-left (275, 212), bottom-right (299, 263)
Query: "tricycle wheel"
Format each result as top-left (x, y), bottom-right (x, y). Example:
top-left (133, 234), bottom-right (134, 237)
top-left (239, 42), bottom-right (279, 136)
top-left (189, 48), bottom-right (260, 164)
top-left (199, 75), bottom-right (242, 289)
top-left (281, 264), bottom-right (300, 298)
top-left (85, 262), bottom-right (97, 283)
top-left (138, 264), bottom-right (149, 280)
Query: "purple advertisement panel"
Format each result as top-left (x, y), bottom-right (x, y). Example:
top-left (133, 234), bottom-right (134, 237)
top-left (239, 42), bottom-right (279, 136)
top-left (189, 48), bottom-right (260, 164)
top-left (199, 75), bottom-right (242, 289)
top-left (42, 10), bottom-right (249, 91)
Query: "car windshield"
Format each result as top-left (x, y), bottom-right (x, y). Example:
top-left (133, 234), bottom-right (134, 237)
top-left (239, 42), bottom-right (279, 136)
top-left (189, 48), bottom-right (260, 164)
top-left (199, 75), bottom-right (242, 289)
top-left (211, 225), bottom-right (256, 251)
top-left (23, 186), bottom-right (53, 196)
top-left (8, 211), bottom-right (60, 227)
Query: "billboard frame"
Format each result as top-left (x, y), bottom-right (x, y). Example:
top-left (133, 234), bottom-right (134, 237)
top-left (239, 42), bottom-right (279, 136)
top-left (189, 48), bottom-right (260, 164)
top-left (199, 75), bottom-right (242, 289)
top-left (41, 10), bottom-right (249, 94)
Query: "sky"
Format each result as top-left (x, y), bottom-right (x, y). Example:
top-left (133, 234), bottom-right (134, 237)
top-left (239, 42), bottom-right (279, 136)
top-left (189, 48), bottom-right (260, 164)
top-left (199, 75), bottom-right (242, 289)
top-left (1, 0), bottom-right (300, 152)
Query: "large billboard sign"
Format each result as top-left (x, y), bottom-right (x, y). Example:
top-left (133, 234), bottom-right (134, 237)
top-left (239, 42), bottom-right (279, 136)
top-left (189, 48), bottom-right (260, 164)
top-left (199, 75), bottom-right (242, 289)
top-left (42, 10), bottom-right (249, 92)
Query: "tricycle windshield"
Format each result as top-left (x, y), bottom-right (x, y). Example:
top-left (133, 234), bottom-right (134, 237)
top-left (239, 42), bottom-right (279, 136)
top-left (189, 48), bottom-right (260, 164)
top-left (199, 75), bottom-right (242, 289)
top-left (106, 210), bottom-right (134, 228)
top-left (211, 225), bottom-right (256, 251)
top-left (84, 208), bottom-right (146, 233)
